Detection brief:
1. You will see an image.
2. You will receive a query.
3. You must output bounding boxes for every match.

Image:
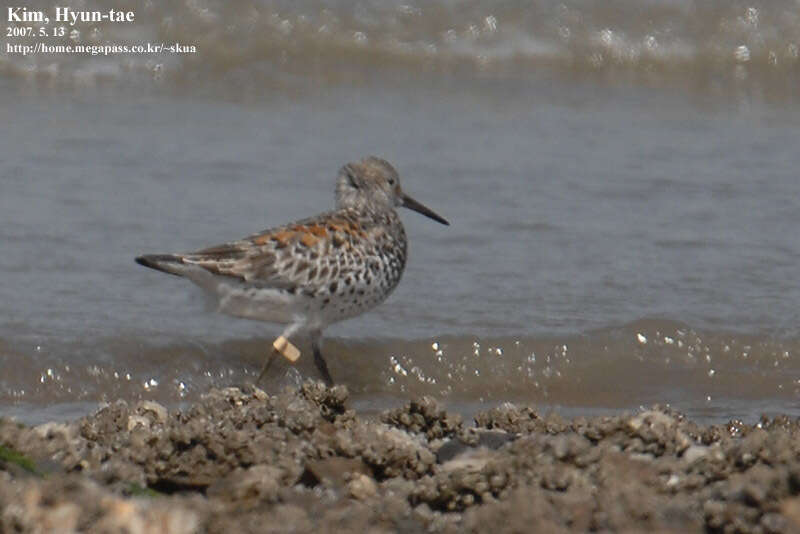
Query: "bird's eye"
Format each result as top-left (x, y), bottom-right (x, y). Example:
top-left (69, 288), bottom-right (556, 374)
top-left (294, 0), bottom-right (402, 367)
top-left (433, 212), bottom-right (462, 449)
top-left (346, 169), bottom-right (358, 188)
top-left (388, 178), bottom-right (395, 186)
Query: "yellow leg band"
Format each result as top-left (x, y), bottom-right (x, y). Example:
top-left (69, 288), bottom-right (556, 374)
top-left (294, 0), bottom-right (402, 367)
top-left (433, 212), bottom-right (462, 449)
top-left (273, 336), bottom-right (301, 362)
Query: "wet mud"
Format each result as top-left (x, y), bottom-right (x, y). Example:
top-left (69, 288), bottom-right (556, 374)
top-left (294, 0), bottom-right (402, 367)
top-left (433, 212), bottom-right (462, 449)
top-left (3, 383), bottom-right (800, 533)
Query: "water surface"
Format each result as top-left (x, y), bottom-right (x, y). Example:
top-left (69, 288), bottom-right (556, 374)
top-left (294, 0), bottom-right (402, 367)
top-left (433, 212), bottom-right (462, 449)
top-left (2, 0), bottom-right (800, 425)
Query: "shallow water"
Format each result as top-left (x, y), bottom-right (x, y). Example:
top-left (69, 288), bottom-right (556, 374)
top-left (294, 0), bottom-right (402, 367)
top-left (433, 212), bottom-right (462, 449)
top-left (2, 0), bottom-right (800, 425)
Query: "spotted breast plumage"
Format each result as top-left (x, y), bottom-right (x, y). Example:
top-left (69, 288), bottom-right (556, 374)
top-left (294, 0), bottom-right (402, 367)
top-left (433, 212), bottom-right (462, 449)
top-left (135, 156), bottom-right (449, 385)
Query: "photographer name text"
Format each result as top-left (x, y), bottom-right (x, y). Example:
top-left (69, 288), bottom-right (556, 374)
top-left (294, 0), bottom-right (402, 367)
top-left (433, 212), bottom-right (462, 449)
top-left (8, 6), bottom-right (134, 26)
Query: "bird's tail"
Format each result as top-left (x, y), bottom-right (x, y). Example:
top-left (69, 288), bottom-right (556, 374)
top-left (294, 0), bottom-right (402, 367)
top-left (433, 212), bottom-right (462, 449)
top-left (135, 254), bottom-right (189, 277)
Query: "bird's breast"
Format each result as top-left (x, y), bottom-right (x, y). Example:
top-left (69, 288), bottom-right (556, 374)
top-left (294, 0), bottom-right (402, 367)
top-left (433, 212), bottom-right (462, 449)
top-left (308, 222), bottom-right (407, 325)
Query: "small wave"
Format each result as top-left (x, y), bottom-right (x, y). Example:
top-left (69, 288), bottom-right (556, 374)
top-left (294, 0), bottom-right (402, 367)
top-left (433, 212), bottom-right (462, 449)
top-left (2, 319), bottom-right (800, 423)
top-left (3, 1), bottom-right (799, 97)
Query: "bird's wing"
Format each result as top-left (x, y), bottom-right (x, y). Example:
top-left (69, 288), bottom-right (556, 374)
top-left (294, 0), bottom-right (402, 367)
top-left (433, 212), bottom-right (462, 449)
top-left (179, 210), bottom-right (384, 291)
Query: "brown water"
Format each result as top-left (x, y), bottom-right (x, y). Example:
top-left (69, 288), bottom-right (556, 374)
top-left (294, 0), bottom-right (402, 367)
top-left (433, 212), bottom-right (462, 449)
top-left (2, 0), bottom-right (800, 425)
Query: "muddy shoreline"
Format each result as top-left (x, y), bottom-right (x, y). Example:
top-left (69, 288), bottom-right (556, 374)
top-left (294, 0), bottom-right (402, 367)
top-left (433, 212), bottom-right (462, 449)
top-left (2, 383), bottom-right (800, 533)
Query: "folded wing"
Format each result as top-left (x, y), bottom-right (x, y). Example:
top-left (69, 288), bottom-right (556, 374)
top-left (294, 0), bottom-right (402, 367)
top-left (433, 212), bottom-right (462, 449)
top-left (179, 210), bottom-right (381, 292)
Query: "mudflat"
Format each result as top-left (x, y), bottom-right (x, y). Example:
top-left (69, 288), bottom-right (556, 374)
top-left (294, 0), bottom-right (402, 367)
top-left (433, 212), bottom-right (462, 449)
top-left (2, 383), bottom-right (800, 533)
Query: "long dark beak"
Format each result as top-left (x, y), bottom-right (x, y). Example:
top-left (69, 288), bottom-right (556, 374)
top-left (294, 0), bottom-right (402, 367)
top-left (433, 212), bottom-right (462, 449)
top-left (402, 194), bottom-right (449, 225)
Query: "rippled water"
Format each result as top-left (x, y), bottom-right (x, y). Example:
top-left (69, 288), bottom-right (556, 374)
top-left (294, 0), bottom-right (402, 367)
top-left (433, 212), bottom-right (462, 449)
top-left (5, 0), bottom-right (800, 100)
top-left (2, 0), bottom-right (800, 425)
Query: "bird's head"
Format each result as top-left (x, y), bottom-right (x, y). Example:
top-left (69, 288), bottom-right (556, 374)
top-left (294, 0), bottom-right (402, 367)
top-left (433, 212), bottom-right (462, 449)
top-left (335, 156), bottom-right (449, 225)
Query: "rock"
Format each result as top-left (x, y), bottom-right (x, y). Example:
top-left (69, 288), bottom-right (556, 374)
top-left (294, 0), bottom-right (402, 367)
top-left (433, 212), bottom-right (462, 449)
top-left (628, 410), bottom-right (675, 432)
top-left (33, 422), bottom-right (75, 441)
top-left (682, 444), bottom-right (708, 464)
top-left (780, 497), bottom-right (800, 529)
top-left (435, 430), bottom-right (514, 464)
top-left (474, 403), bottom-right (543, 434)
top-left (136, 400), bottom-right (168, 424)
top-left (127, 415), bottom-right (151, 431)
top-left (348, 473), bottom-right (378, 500)
top-left (381, 396), bottom-right (463, 440)
top-left (302, 457), bottom-right (372, 487)
top-left (207, 465), bottom-right (283, 503)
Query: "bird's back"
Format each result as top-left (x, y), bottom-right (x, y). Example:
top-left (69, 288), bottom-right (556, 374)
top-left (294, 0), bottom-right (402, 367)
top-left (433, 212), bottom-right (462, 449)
top-left (136, 206), bottom-right (408, 326)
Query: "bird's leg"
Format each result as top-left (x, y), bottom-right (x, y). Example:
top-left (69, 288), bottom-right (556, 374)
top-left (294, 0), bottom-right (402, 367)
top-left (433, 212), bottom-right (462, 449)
top-left (257, 323), bottom-right (302, 384)
top-left (310, 329), bottom-right (334, 386)
top-left (256, 349), bottom-right (279, 384)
